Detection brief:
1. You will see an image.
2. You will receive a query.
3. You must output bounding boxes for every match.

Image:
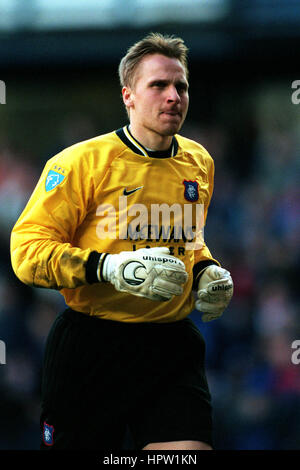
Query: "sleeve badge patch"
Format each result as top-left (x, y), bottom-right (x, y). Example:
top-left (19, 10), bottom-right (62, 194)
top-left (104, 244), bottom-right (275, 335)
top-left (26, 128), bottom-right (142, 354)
top-left (45, 170), bottom-right (65, 192)
top-left (183, 180), bottom-right (199, 202)
top-left (43, 422), bottom-right (54, 446)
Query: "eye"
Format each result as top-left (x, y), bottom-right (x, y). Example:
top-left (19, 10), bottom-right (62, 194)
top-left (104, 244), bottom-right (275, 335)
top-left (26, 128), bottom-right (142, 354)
top-left (151, 81), bottom-right (167, 88)
top-left (176, 83), bottom-right (188, 93)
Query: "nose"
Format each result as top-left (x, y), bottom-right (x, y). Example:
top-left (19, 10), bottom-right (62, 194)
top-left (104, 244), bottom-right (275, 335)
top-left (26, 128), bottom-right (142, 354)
top-left (166, 85), bottom-right (180, 103)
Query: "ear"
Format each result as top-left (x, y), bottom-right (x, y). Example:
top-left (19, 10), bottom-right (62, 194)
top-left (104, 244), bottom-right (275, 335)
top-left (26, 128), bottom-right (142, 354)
top-left (122, 86), bottom-right (134, 109)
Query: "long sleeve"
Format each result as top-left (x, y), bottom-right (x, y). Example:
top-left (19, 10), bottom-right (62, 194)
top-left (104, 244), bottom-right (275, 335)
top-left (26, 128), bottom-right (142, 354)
top-left (192, 151), bottom-right (220, 288)
top-left (10, 147), bottom-right (98, 290)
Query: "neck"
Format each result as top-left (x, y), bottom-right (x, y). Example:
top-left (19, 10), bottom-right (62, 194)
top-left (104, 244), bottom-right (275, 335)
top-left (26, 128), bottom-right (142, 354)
top-left (128, 124), bottom-right (173, 151)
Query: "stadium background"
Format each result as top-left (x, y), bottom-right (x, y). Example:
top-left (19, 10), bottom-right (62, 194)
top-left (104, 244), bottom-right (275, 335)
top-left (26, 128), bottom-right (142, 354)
top-left (0, 0), bottom-right (299, 450)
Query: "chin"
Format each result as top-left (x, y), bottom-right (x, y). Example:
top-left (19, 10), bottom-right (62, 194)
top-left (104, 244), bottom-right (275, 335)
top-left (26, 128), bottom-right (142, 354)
top-left (160, 122), bottom-right (182, 136)
top-left (165, 126), bottom-right (182, 136)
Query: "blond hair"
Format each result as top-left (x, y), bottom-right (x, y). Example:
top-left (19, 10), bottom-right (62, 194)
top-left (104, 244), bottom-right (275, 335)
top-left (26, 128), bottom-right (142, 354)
top-left (118, 32), bottom-right (189, 89)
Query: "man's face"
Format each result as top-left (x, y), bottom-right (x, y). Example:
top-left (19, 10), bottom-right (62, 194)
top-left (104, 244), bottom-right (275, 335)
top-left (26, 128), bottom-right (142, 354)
top-left (123, 54), bottom-right (189, 140)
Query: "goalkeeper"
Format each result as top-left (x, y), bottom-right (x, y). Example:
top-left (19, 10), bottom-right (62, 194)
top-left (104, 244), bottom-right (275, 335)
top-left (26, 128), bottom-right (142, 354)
top-left (10, 33), bottom-right (233, 451)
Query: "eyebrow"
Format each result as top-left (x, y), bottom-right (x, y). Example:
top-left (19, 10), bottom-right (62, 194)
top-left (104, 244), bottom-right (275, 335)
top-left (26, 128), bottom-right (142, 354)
top-left (149, 79), bottom-right (189, 89)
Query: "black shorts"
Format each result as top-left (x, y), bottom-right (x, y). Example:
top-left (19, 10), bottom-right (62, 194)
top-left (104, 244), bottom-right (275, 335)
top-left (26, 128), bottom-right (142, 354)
top-left (40, 308), bottom-right (213, 450)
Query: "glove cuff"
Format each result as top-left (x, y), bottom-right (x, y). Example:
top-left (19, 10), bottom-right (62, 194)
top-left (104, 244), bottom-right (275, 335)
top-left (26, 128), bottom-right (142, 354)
top-left (97, 253), bottom-right (110, 282)
top-left (85, 251), bottom-right (110, 284)
top-left (101, 253), bottom-right (116, 282)
top-left (192, 260), bottom-right (219, 290)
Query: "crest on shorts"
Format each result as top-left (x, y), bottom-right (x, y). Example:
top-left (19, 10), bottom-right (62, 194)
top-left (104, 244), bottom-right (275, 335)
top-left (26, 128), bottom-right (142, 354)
top-left (43, 422), bottom-right (54, 446)
top-left (183, 180), bottom-right (199, 202)
top-left (45, 170), bottom-right (65, 192)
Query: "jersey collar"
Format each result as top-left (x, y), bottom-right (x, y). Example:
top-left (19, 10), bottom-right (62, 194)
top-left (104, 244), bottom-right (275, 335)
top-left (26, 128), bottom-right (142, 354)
top-left (116, 125), bottom-right (178, 159)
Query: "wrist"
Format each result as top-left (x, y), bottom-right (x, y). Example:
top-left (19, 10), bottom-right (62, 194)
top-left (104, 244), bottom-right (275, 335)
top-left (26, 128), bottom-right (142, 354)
top-left (85, 251), bottom-right (111, 284)
top-left (192, 260), bottom-right (219, 290)
top-left (86, 251), bottom-right (102, 284)
top-left (101, 253), bottom-right (115, 282)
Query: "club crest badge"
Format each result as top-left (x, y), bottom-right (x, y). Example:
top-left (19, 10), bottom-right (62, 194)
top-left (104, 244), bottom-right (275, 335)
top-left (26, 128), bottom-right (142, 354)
top-left (43, 422), bottom-right (54, 446)
top-left (45, 170), bottom-right (65, 192)
top-left (183, 180), bottom-right (199, 202)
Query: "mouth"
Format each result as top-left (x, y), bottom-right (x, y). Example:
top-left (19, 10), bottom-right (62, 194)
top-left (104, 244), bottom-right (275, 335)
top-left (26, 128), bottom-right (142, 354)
top-left (161, 111), bottom-right (182, 118)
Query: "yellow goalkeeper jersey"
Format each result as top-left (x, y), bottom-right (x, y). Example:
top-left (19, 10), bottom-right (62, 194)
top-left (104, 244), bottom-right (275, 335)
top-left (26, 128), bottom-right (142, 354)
top-left (10, 126), bottom-right (219, 323)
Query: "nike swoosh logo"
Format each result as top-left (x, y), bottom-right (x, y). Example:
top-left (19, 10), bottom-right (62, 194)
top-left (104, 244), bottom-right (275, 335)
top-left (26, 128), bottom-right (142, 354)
top-left (123, 186), bottom-right (143, 196)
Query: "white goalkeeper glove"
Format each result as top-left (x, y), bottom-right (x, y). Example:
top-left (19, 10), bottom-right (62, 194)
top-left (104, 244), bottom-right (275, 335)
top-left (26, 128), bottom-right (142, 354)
top-left (195, 265), bottom-right (233, 322)
top-left (101, 247), bottom-right (188, 302)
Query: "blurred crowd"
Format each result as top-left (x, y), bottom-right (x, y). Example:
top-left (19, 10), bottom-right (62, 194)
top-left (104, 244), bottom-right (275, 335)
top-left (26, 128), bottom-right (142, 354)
top-left (0, 84), bottom-right (299, 450)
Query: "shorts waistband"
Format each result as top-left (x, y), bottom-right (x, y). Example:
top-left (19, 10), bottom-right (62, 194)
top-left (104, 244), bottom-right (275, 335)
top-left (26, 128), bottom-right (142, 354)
top-left (62, 307), bottom-right (192, 330)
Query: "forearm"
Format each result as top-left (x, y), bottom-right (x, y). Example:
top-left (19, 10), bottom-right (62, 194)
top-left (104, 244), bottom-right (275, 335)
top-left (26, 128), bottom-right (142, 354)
top-left (10, 232), bottom-right (95, 290)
